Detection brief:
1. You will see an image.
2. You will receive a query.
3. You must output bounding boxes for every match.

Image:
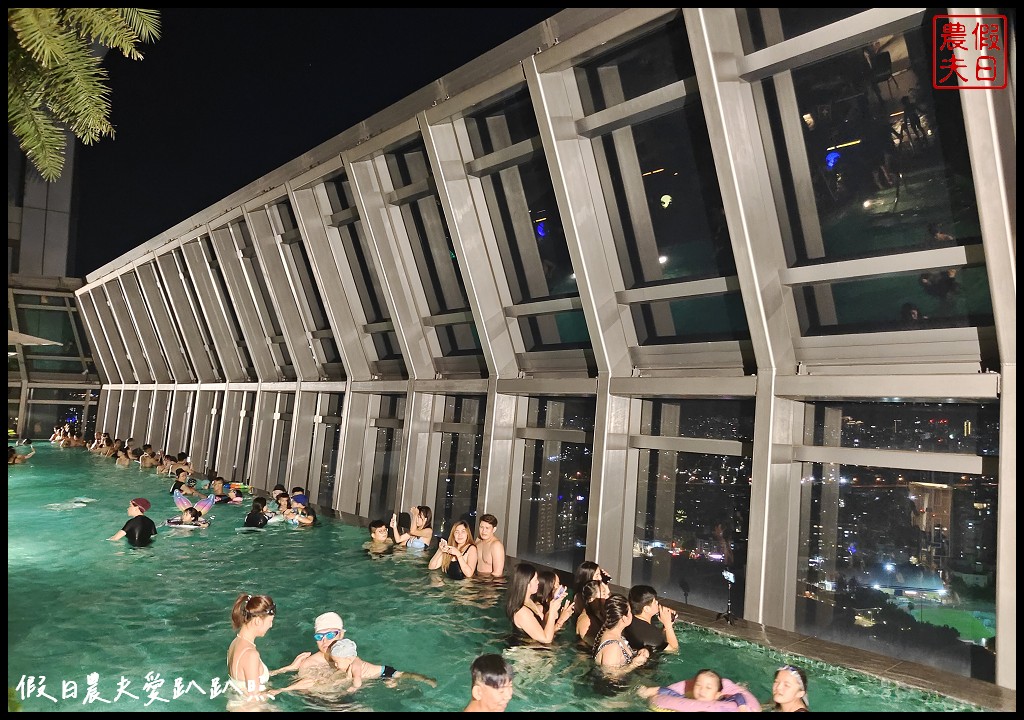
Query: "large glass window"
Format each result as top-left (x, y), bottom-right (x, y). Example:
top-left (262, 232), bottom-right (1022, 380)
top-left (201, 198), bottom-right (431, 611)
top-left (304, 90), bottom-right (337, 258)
top-left (324, 173), bottom-right (407, 374)
top-left (314, 393), bottom-right (344, 508)
top-left (808, 400), bottom-right (999, 456)
top-left (517, 396), bottom-right (596, 572)
top-left (797, 464), bottom-right (996, 680)
top-left (432, 395), bottom-right (485, 536)
top-left (367, 395), bottom-right (406, 522)
top-left (632, 399), bottom-right (754, 614)
top-left (756, 12), bottom-right (997, 340)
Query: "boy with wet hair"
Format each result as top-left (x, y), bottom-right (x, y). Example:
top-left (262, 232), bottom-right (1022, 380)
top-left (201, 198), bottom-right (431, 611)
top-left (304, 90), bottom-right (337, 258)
top-left (464, 653), bottom-right (514, 712)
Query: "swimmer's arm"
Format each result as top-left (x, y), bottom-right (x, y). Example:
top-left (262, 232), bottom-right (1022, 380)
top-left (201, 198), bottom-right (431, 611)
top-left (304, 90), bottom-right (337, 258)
top-left (107, 530), bottom-right (126, 541)
top-left (270, 651), bottom-right (312, 676)
top-left (427, 545), bottom-right (445, 570)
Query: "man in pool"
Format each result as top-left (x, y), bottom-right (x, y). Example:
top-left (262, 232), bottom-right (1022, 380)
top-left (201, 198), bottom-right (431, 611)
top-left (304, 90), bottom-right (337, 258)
top-left (107, 497), bottom-right (158, 547)
top-left (475, 513), bottom-right (506, 578)
top-left (367, 519), bottom-right (394, 552)
top-left (463, 653), bottom-right (514, 712)
top-left (297, 611), bottom-right (435, 690)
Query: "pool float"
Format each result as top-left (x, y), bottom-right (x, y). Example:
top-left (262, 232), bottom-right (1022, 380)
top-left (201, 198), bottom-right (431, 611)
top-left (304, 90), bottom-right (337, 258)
top-left (649, 677), bottom-right (761, 712)
top-left (173, 489), bottom-right (217, 515)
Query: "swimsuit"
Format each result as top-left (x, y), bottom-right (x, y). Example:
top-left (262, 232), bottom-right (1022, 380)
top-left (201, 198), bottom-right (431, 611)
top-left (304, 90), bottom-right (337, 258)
top-left (230, 644), bottom-right (270, 694)
top-left (595, 637), bottom-right (636, 666)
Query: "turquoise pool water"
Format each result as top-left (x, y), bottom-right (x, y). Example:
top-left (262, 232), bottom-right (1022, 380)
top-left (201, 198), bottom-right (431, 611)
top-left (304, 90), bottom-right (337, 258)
top-left (8, 445), bottom-right (984, 712)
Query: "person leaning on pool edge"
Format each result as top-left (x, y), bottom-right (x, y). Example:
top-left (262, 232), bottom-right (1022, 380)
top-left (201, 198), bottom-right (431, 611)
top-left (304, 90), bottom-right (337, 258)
top-left (107, 497), bottom-right (158, 546)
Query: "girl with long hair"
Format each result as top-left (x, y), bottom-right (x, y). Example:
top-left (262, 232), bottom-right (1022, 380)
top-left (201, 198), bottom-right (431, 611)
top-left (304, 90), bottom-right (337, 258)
top-left (428, 520), bottom-right (479, 579)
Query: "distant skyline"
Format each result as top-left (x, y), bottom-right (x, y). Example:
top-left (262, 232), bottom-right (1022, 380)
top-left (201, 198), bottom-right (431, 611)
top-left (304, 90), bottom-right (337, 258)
top-left (73, 8), bottom-right (563, 277)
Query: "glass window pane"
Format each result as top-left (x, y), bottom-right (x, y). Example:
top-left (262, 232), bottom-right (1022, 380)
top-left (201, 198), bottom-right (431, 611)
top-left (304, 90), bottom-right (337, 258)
top-left (576, 18), bottom-right (695, 113)
top-left (367, 395), bottom-right (405, 522)
top-left (436, 322), bottom-right (482, 357)
top-left (517, 396), bottom-right (597, 573)
top-left (517, 311), bottom-right (592, 352)
top-left (25, 404), bottom-right (85, 438)
top-left (518, 438), bottom-right (592, 573)
top-left (315, 393), bottom-right (344, 508)
top-left (633, 449), bottom-right (751, 614)
top-left (599, 106), bottom-right (736, 289)
top-left (809, 401), bottom-right (998, 456)
top-left (15, 308), bottom-right (76, 355)
top-left (797, 264), bottom-right (993, 335)
top-left (641, 399), bottom-right (755, 442)
top-left (741, 8), bottom-right (869, 52)
top-left (797, 463), bottom-right (996, 679)
top-left (386, 139), bottom-right (471, 314)
top-left (767, 15), bottom-right (984, 265)
top-left (433, 395), bottom-right (485, 536)
top-left (631, 292), bottom-right (750, 345)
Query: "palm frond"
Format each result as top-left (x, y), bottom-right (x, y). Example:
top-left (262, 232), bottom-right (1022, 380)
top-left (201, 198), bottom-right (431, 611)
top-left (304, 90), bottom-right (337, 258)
top-left (7, 8), bottom-right (161, 181)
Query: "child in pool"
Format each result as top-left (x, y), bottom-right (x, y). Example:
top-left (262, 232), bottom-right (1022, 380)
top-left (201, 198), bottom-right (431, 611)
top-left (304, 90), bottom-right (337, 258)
top-left (165, 507), bottom-right (209, 528)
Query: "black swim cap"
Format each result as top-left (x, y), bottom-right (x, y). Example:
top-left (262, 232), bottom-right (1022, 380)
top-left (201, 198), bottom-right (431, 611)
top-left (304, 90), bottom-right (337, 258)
top-left (186, 478), bottom-right (197, 488)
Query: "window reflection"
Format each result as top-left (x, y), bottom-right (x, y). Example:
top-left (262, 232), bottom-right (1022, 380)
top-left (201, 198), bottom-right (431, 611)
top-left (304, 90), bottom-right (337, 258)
top-left (641, 398), bottom-right (755, 442)
top-left (798, 463), bottom-right (997, 679)
top-left (633, 449), bottom-right (751, 615)
top-left (773, 16), bottom-right (983, 265)
top-left (433, 395), bottom-right (484, 536)
top-left (517, 311), bottom-right (591, 352)
top-left (517, 396), bottom-right (596, 572)
top-left (809, 401), bottom-right (999, 456)
top-left (368, 395), bottom-right (405, 522)
top-left (465, 91), bottom-right (578, 304)
top-left (631, 292), bottom-right (749, 345)
top-left (797, 264), bottom-right (994, 335)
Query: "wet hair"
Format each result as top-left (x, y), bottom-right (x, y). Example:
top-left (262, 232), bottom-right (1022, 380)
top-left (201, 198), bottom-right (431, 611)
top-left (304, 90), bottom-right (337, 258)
top-left (580, 583), bottom-right (607, 640)
top-left (182, 507), bottom-right (201, 524)
top-left (479, 513), bottom-right (499, 528)
top-left (175, 468), bottom-right (188, 478)
top-left (574, 561), bottom-right (601, 612)
top-left (276, 494), bottom-right (291, 510)
top-left (593, 594), bottom-right (630, 657)
top-left (131, 448), bottom-right (143, 459)
top-left (505, 563), bottom-right (537, 623)
top-left (774, 665), bottom-right (809, 709)
top-left (532, 569), bottom-right (558, 616)
top-left (627, 584), bottom-right (658, 615)
top-left (231, 593), bottom-right (276, 630)
top-left (291, 486), bottom-right (305, 495)
top-left (250, 496), bottom-right (267, 513)
top-left (442, 520), bottom-right (475, 572)
top-left (369, 519), bottom-right (387, 534)
top-left (471, 653), bottom-right (514, 689)
top-left (694, 668), bottom-right (723, 692)
top-left (415, 505), bottom-right (433, 529)
top-left (176, 452), bottom-right (188, 462)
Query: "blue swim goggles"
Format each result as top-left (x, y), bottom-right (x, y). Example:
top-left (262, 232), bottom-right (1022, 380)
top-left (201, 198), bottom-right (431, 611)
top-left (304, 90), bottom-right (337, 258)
top-left (313, 630), bottom-right (340, 642)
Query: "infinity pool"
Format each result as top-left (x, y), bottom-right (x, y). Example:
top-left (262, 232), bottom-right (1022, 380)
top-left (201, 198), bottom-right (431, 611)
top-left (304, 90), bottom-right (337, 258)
top-left (8, 445), bottom-right (984, 712)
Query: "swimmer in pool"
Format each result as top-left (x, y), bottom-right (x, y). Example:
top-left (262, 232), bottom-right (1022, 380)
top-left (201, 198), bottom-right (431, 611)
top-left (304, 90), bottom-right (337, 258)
top-left (297, 611), bottom-right (435, 690)
top-left (8, 446), bottom-right (35, 464)
top-left (107, 497), bottom-right (158, 546)
top-left (390, 505), bottom-right (433, 548)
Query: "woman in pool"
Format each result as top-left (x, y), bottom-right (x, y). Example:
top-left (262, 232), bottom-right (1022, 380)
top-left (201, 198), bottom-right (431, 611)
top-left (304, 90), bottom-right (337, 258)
top-left (638, 668), bottom-right (762, 712)
top-left (575, 579), bottom-right (609, 647)
top-left (772, 665), bottom-right (809, 712)
top-left (226, 593), bottom-right (313, 702)
top-left (390, 505), bottom-right (433, 549)
top-left (505, 563), bottom-right (573, 645)
top-left (592, 594), bottom-right (649, 675)
top-left (573, 560), bottom-right (611, 614)
top-left (244, 497), bottom-right (273, 528)
top-left (428, 520), bottom-right (478, 579)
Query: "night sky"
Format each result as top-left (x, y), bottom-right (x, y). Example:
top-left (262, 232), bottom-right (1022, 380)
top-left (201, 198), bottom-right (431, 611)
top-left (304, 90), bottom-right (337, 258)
top-left (73, 8), bottom-right (563, 277)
